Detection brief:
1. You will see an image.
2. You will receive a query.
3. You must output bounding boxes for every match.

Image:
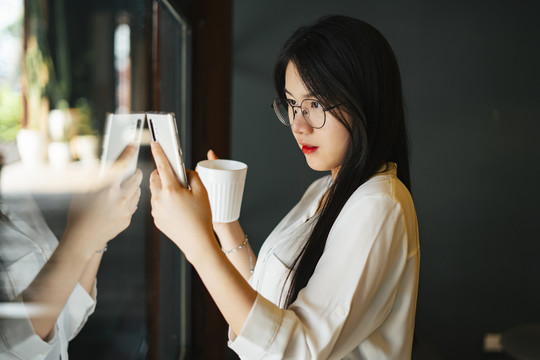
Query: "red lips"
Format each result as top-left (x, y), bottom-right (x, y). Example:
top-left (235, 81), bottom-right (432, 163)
top-left (302, 145), bottom-right (318, 154)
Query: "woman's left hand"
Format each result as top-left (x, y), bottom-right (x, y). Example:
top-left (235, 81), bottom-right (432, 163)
top-left (149, 142), bottom-right (217, 262)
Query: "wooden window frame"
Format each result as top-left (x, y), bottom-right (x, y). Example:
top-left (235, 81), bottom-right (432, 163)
top-left (146, 0), bottom-right (232, 359)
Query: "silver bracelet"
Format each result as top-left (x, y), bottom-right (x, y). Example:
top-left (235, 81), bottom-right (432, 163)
top-left (248, 246), bottom-right (254, 275)
top-left (222, 236), bottom-right (248, 255)
top-left (96, 244), bottom-right (108, 254)
top-left (222, 235), bottom-right (254, 275)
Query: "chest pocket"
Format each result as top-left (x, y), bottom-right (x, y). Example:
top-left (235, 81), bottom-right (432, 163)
top-left (1, 251), bottom-right (44, 301)
top-left (259, 253), bottom-right (296, 308)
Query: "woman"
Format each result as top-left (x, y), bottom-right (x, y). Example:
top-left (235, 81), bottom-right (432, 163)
top-left (0, 146), bottom-right (142, 359)
top-left (150, 15), bottom-right (419, 359)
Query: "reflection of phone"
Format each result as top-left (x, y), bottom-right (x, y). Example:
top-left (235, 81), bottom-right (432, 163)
top-left (146, 112), bottom-right (188, 188)
top-left (100, 113), bottom-right (144, 179)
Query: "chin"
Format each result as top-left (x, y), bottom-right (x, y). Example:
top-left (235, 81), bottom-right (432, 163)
top-left (305, 159), bottom-right (331, 172)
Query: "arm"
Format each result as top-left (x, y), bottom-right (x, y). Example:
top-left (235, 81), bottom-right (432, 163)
top-left (77, 252), bottom-right (103, 298)
top-left (212, 221), bottom-right (256, 280)
top-left (190, 232), bottom-right (257, 335)
top-left (21, 233), bottom-right (96, 341)
top-left (150, 143), bottom-right (256, 334)
top-left (22, 148), bottom-right (142, 341)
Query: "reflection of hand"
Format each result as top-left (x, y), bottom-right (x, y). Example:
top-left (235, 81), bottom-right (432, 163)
top-left (64, 145), bottom-right (142, 253)
top-left (150, 142), bottom-right (216, 262)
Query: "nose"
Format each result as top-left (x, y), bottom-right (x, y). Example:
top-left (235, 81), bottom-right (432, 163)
top-left (290, 108), bottom-right (313, 135)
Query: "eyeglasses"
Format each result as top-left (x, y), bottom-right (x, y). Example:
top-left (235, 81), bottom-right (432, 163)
top-left (271, 98), bottom-right (340, 129)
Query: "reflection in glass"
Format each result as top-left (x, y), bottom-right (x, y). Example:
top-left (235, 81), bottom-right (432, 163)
top-left (0, 0), bottom-right (23, 143)
top-left (114, 14), bottom-right (131, 114)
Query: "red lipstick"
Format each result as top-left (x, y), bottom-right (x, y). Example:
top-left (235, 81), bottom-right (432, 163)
top-left (302, 145), bottom-right (318, 154)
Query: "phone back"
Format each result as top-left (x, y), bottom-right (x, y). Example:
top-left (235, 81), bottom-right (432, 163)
top-left (100, 113), bottom-right (144, 179)
top-left (147, 112), bottom-right (188, 188)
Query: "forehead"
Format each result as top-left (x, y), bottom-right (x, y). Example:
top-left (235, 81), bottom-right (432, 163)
top-left (285, 62), bottom-right (311, 98)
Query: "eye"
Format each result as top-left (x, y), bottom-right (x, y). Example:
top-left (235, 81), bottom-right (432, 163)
top-left (287, 98), bottom-right (297, 106)
top-left (310, 101), bottom-right (322, 109)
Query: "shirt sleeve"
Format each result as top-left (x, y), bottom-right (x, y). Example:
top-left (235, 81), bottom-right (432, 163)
top-left (229, 194), bottom-right (411, 359)
top-left (0, 282), bottom-right (96, 358)
top-left (66, 282), bottom-right (97, 340)
top-left (0, 294), bottom-right (59, 359)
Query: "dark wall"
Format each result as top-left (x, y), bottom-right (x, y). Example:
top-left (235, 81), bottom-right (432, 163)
top-left (231, 1), bottom-right (540, 358)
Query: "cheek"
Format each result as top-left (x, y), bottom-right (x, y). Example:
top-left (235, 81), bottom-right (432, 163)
top-left (338, 133), bottom-right (350, 156)
top-left (326, 126), bottom-right (350, 155)
top-left (329, 135), bottom-right (350, 169)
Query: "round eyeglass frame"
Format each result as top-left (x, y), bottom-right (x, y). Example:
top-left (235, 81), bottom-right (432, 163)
top-left (271, 98), bottom-right (340, 129)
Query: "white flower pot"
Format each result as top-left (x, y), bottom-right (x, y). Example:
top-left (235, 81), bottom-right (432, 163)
top-left (71, 135), bottom-right (99, 162)
top-left (48, 141), bottom-right (72, 167)
top-left (16, 129), bottom-right (47, 165)
top-left (48, 109), bottom-right (71, 142)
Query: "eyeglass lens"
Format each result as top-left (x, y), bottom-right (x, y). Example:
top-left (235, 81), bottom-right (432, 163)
top-left (273, 99), bottom-right (325, 128)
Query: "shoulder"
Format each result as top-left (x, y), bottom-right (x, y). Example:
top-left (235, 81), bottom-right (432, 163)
top-left (329, 164), bottom-right (418, 253)
top-left (349, 164), bottom-right (413, 210)
top-left (336, 164), bottom-right (416, 232)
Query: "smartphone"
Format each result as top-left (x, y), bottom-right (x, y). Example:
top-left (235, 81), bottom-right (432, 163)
top-left (100, 113), bottom-right (144, 180)
top-left (146, 112), bottom-right (188, 188)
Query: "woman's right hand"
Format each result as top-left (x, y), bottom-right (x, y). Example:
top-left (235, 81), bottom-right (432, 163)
top-left (63, 145), bottom-right (142, 254)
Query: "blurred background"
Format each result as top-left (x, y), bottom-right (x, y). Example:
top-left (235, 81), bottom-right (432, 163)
top-left (0, 0), bottom-right (538, 359)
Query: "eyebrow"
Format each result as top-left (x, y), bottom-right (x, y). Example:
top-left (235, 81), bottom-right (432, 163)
top-left (284, 88), bottom-right (313, 98)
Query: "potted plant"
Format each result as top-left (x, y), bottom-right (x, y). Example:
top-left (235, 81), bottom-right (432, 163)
top-left (70, 98), bottom-right (100, 162)
top-left (18, 31), bottom-right (50, 165)
top-left (46, 0), bottom-right (99, 164)
top-left (0, 8), bottom-right (23, 145)
top-left (0, 85), bottom-right (22, 143)
top-left (17, 0), bottom-right (53, 165)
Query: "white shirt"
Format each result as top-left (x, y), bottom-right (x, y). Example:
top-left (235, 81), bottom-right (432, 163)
top-left (229, 164), bottom-right (420, 359)
top-left (0, 194), bottom-right (96, 360)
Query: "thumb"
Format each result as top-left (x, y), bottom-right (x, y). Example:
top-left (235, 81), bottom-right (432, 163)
top-left (207, 149), bottom-right (219, 160)
top-left (186, 169), bottom-right (207, 194)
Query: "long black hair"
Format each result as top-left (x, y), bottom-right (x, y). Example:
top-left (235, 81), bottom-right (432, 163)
top-left (273, 15), bottom-right (411, 307)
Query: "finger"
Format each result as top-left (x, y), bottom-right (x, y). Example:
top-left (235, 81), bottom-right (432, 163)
top-left (117, 143), bottom-right (137, 162)
top-left (127, 187), bottom-right (141, 212)
top-left (149, 169), bottom-right (162, 194)
top-left (121, 168), bottom-right (143, 192)
top-left (151, 142), bottom-right (180, 190)
top-left (207, 149), bottom-right (219, 160)
top-left (185, 169), bottom-right (207, 195)
top-left (112, 144), bottom-right (137, 172)
top-left (101, 144), bottom-right (138, 186)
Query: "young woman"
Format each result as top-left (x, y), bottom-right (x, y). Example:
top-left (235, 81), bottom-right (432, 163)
top-left (150, 15), bottom-right (419, 359)
top-left (0, 146), bottom-right (142, 359)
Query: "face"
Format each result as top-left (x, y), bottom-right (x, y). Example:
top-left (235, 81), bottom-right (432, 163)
top-left (284, 62), bottom-right (350, 177)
